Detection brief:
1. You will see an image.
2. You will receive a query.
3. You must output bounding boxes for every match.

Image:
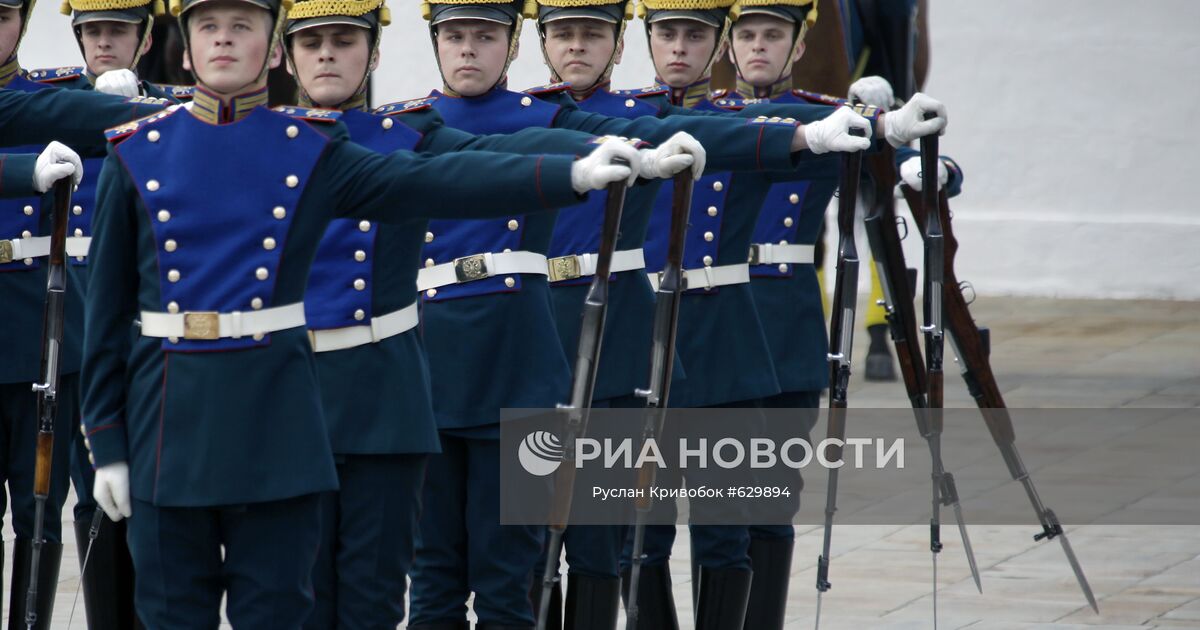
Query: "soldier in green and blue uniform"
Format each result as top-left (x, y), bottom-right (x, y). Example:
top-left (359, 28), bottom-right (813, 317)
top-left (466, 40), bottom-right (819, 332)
top-left (79, 0), bottom-right (639, 624)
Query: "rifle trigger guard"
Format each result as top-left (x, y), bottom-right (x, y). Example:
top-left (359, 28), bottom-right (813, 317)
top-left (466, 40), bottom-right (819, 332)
top-left (895, 216), bottom-right (909, 240)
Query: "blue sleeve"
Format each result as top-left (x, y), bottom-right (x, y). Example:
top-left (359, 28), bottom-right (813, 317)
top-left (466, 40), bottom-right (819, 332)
top-left (0, 87), bottom-right (168, 153)
top-left (895, 145), bottom-right (964, 197)
top-left (0, 153), bottom-right (37, 197)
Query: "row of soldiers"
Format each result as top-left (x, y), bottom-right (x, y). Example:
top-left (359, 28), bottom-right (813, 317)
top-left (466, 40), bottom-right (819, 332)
top-left (0, 0), bottom-right (959, 628)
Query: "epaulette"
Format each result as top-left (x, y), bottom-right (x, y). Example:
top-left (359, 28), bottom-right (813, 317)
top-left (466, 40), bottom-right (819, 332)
top-left (154, 84), bottom-right (195, 100)
top-left (745, 114), bottom-right (800, 128)
top-left (612, 84), bottom-right (669, 98)
top-left (28, 66), bottom-right (85, 83)
top-left (373, 97), bottom-right (436, 116)
top-left (523, 82), bottom-right (571, 96)
top-left (105, 107), bottom-right (176, 144)
top-left (272, 106), bottom-right (343, 123)
top-left (792, 89), bottom-right (880, 117)
top-left (712, 96), bottom-right (767, 110)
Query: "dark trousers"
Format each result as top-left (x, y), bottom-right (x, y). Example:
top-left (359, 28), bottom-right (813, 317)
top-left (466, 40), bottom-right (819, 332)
top-left (126, 493), bottom-right (322, 629)
top-left (305, 454), bottom-right (428, 630)
top-left (751, 389), bottom-right (820, 540)
top-left (409, 434), bottom-right (544, 626)
top-left (0, 376), bottom-right (77, 543)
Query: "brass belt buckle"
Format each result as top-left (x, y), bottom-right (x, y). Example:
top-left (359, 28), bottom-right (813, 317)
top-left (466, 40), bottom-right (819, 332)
top-left (0, 240), bottom-right (12, 264)
top-left (547, 255), bottom-right (581, 283)
top-left (453, 254), bottom-right (489, 283)
top-left (183, 311), bottom-right (220, 340)
top-left (748, 244), bottom-right (763, 265)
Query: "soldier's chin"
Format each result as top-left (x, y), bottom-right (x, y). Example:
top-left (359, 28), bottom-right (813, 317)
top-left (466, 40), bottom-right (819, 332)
top-left (198, 67), bottom-right (257, 94)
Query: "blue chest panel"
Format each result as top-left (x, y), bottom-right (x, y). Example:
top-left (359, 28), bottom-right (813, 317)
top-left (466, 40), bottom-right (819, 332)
top-left (750, 181), bottom-right (812, 278)
top-left (305, 109), bottom-right (422, 330)
top-left (422, 89), bottom-right (561, 301)
top-left (0, 76), bottom-right (55, 273)
top-left (643, 172), bottom-right (733, 280)
top-left (115, 108), bottom-right (328, 351)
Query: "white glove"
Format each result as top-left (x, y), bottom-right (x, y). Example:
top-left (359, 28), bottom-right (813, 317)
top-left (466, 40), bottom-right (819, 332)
top-left (94, 69), bottom-right (141, 98)
top-left (638, 131), bottom-right (704, 180)
top-left (802, 106), bottom-right (872, 155)
top-left (848, 76), bottom-right (894, 111)
top-left (571, 138), bottom-right (639, 194)
top-left (883, 92), bottom-right (948, 148)
top-left (898, 156), bottom-right (948, 192)
top-left (33, 141), bottom-right (83, 192)
top-left (94, 462), bottom-right (132, 521)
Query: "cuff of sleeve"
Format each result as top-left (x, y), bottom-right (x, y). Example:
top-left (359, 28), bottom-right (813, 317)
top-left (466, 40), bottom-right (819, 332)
top-left (537, 155), bottom-right (586, 207)
top-left (86, 423), bottom-right (129, 467)
top-left (758, 125), bottom-right (803, 171)
top-left (0, 155), bottom-right (38, 198)
top-left (943, 156), bottom-right (964, 197)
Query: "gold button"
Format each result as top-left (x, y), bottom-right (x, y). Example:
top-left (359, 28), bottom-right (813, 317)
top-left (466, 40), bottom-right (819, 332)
top-left (354, 309), bottom-right (365, 321)
top-left (286, 125), bottom-right (299, 138)
top-left (502, 248), bottom-right (512, 253)
top-left (520, 96), bottom-right (532, 107)
top-left (703, 255), bottom-right (713, 266)
top-left (256, 267), bottom-right (269, 280)
top-left (263, 237), bottom-right (276, 250)
top-left (424, 258), bottom-right (435, 268)
top-left (507, 219), bottom-right (519, 231)
top-left (167, 269), bottom-right (180, 282)
top-left (504, 277), bottom-right (515, 288)
top-left (74, 228), bottom-right (83, 237)
top-left (783, 217), bottom-right (794, 227)
top-left (21, 230), bottom-right (32, 238)
top-left (253, 333), bottom-right (265, 341)
top-left (707, 206), bottom-right (718, 217)
top-left (22, 205), bottom-right (33, 215)
top-left (426, 288), bottom-right (437, 298)
top-left (382, 118), bottom-right (394, 130)
top-left (157, 209), bottom-right (170, 222)
top-left (355, 250), bottom-right (367, 262)
top-left (778, 264), bottom-right (789, 273)
top-left (789, 193), bottom-right (800, 204)
top-left (167, 301), bottom-right (179, 313)
top-left (168, 336), bottom-right (179, 343)
top-left (713, 181), bottom-right (724, 192)
top-left (146, 179), bottom-right (159, 192)
top-left (75, 256), bottom-right (85, 262)
top-left (165, 239), bottom-right (177, 252)
top-left (358, 220), bottom-right (371, 232)
top-left (625, 99), bottom-right (636, 108)
top-left (251, 297), bottom-right (263, 310)
top-left (353, 278), bottom-right (366, 291)
top-left (89, 452), bottom-right (95, 465)
top-left (72, 205), bottom-right (82, 216)
top-left (23, 258), bottom-right (32, 265)
top-left (148, 130), bottom-right (160, 142)
top-left (273, 206), bottom-right (287, 220)
top-left (425, 232), bottom-right (434, 243)
top-left (704, 231), bottom-right (714, 242)
top-left (285, 175), bottom-right (299, 188)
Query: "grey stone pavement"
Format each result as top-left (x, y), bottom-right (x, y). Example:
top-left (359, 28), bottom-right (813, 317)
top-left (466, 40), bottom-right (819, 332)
top-left (4, 296), bottom-right (1199, 629)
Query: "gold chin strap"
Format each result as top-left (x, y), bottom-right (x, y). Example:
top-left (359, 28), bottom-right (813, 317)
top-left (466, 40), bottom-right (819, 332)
top-left (0, 57), bottom-right (20, 88)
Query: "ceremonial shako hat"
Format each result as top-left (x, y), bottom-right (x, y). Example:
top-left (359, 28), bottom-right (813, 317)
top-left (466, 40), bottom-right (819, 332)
top-left (1, 0), bottom-right (38, 51)
top-left (286, 0), bottom-right (389, 35)
top-left (60, 0), bottom-right (158, 26)
top-left (536, 0), bottom-right (630, 25)
top-left (170, 0), bottom-right (289, 19)
top-left (637, 0), bottom-right (735, 28)
top-left (423, 0), bottom-right (526, 26)
top-left (731, 0), bottom-right (816, 28)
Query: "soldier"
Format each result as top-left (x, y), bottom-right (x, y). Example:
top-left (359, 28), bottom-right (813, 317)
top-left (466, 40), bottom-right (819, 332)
top-left (279, 1), bottom-right (620, 626)
top-left (78, 0), bottom-right (641, 626)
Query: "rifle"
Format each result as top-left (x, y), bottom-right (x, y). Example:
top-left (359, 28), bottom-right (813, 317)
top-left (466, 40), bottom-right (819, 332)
top-left (25, 177), bottom-right (72, 630)
top-left (861, 139), bottom-right (980, 606)
top-left (813, 130), bottom-right (864, 630)
top-left (624, 172), bottom-right (693, 630)
top-left (900, 186), bottom-right (1098, 614)
top-left (536, 159), bottom-right (631, 630)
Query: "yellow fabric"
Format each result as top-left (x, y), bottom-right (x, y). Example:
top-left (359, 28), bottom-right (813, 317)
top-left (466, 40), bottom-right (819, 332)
top-left (636, 0), bottom-right (733, 18)
top-left (421, 0), bottom-right (529, 20)
top-left (536, 0), bottom-right (631, 19)
top-left (730, 0), bottom-right (816, 26)
top-left (864, 261), bottom-right (887, 328)
top-left (288, 0), bottom-right (387, 22)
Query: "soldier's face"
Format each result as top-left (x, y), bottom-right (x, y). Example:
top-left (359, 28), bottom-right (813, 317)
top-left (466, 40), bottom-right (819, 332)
top-left (435, 19), bottom-right (510, 97)
top-left (289, 24), bottom-right (374, 108)
top-left (648, 20), bottom-right (718, 88)
top-left (730, 15), bottom-right (801, 87)
top-left (0, 6), bottom-right (21, 63)
top-left (541, 18), bottom-right (622, 91)
top-left (80, 20), bottom-right (148, 74)
top-left (184, 2), bottom-right (280, 95)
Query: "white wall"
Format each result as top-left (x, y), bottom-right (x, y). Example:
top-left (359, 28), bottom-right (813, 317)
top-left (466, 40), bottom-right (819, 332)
top-left (17, 1), bottom-right (1200, 299)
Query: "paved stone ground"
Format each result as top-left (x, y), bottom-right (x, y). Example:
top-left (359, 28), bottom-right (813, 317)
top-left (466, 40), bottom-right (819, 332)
top-left (4, 296), bottom-right (1199, 629)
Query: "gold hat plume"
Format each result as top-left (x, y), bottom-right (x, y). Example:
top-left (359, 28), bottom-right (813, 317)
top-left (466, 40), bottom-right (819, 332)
top-left (289, 0), bottom-right (389, 24)
top-left (534, 0), bottom-right (632, 21)
top-left (60, 0), bottom-right (164, 17)
top-left (729, 0), bottom-right (816, 26)
top-left (636, 0), bottom-right (734, 19)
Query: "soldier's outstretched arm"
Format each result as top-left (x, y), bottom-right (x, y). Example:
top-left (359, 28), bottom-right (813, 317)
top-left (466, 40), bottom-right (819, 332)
top-left (387, 106), bottom-right (602, 157)
top-left (0, 154), bottom-right (37, 197)
top-left (0, 87), bottom-right (168, 152)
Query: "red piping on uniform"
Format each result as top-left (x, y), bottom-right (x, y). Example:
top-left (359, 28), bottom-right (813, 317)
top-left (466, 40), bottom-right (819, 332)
top-left (86, 422), bottom-right (124, 437)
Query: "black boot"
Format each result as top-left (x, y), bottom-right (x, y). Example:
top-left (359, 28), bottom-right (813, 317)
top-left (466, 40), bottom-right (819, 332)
top-left (694, 567), bottom-right (752, 630)
top-left (74, 515), bottom-right (143, 630)
top-left (564, 574), bottom-right (619, 630)
top-left (864, 324), bottom-right (897, 382)
top-left (407, 622), bottom-right (470, 630)
top-left (620, 565), bottom-right (679, 630)
top-left (743, 537), bottom-right (794, 630)
top-left (530, 575), bottom-right (563, 630)
top-left (8, 538), bottom-right (63, 630)
top-left (477, 625), bottom-right (535, 630)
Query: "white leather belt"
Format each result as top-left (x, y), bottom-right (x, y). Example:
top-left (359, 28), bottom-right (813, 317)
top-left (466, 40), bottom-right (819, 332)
top-left (0, 236), bottom-right (92, 263)
top-left (647, 263), bottom-right (750, 291)
top-left (548, 248), bottom-right (645, 283)
top-left (140, 302), bottom-right (306, 340)
top-left (417, 250), bottom-right (547, 291)
top-left (309, 303), bottom-right (419, 353)
top-left (748, 243), bottom-right (815, 265)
